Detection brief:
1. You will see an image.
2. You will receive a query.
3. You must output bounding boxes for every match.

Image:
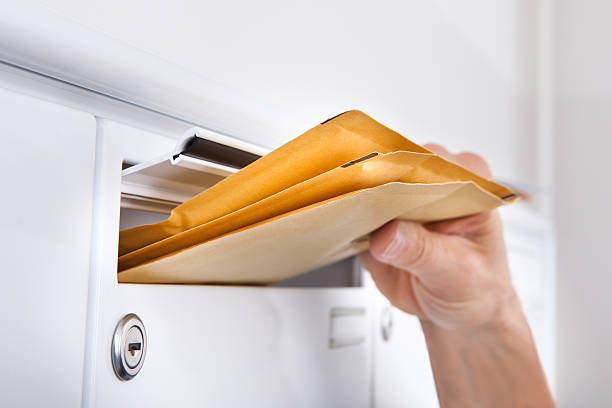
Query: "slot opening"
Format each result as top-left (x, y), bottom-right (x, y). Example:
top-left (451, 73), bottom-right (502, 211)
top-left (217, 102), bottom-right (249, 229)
top-left (118, 157), bottom-right (362, 288)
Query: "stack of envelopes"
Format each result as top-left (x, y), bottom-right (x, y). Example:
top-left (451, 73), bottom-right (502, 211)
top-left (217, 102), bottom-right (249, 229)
top-left (118, 110), bottom-right (516, 284)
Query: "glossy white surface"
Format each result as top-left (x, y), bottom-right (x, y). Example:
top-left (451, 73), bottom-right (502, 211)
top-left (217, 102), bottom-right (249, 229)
top-left (29, 0), bottom-right (541, 183)
top-left (501, 204), bottom-right (556, 394)
top-left (369, 289), bottom-right (439, 407)
top-left (0, 61), bottom-right (195, 142)
top-left (0, 87), bottom-right (96, 406)
top-left (98, 285), bottom-right (372, 407)
top-left (0, 3), bottom-right (295, 148)
top-left (554, 1), bottom-right (612, 405)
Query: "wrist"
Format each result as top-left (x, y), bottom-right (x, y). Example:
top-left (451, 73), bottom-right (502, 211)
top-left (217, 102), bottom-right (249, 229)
top-left (420, 290), bottom-right (554, 407)
top-left (473, 289), bottom-right (532, 346)
top-left (420, 288), bottom-right (530, 344)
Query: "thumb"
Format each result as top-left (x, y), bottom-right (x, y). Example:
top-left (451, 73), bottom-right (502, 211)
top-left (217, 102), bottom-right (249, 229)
top-left (368, 220), bottom-right (468, 290)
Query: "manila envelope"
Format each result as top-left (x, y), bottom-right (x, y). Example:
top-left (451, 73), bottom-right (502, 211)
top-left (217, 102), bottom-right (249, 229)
top-left (118, 110), bottom-right (516, 284)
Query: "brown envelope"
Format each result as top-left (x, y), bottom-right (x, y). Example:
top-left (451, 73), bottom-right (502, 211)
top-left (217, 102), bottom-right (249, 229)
top-left (118, 110), bottom-right (432, 257)
top-left (118, 110), bottom-right (516, 284)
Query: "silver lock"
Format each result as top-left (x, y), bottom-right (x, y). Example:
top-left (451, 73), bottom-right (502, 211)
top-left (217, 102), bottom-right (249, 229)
top-left (380, 306), bottom-right (394, 342)
top-left (111, 313), bottom-right (147, 381)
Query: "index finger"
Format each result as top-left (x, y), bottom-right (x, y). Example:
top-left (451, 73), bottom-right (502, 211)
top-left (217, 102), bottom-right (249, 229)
top-left (423, 143), bottom-right (493, 179)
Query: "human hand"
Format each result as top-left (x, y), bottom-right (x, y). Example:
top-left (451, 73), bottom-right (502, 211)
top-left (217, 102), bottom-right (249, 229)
top-left (358, 144), bottom-right (515, 331)
top-left (360, 144), bottom-right (554, 406)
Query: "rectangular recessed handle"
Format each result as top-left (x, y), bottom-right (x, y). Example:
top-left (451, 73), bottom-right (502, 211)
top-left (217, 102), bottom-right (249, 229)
top-left (328, 307), bottom-right (367, 349)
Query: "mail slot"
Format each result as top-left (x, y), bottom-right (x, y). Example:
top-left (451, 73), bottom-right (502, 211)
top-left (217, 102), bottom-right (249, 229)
top-left (82, 119), bottom-right (374, 407)
top-left (118, 126), bottom-right (362, 287)
top-left (119, 207), bottom-right (361, 287)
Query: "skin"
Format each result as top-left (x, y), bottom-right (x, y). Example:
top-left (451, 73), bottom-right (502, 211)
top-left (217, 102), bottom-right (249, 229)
top-left (359, 144), bottom-right (554, 408)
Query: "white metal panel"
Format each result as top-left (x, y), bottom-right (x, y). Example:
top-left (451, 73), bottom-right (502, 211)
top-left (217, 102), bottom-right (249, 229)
top-left (554, 2), bottom-right (612, 405)
top-left (0, 60), bottom-right (196, 143)
top-left (0, 3), bottom-right (295, 148)
top-left (25, 0), bottom-right (539, 182)
top-left (0, 87), bottom-right (96, 406)
top-left (366, 274), bottom-right (439, 408)
top-left (98, 285), bottom-right (372, 408)
top-left (500, 204), bottom-right (556, 394)
top-left (5, 1), bottom-right (542, 182)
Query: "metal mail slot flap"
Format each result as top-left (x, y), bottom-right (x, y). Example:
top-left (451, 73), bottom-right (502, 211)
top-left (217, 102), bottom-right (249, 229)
top-left (121, 127), bottom-right (268, 213)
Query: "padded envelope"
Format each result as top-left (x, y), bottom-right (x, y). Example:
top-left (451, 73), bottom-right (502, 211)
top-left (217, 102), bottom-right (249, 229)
top-left (117, 111), bottom-right (515, 284)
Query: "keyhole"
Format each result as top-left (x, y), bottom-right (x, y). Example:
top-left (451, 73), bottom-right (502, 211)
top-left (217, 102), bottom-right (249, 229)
top-left (128, 342), bottom-right (141, 356)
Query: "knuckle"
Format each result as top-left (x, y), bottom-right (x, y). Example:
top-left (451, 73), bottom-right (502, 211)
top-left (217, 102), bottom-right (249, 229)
top-left (456, 152), bottom-right (492, 178)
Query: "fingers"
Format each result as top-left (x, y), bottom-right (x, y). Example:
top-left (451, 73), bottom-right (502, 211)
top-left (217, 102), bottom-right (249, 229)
top-left (454, 152), bottom-right (493, 179)
top-left (426, 211), bottom-right (504, 251)
top-left (367, 220), bottom-right (477, 301)
top-left (426, 211), bottom-right (495, 236)
top-left (423, 143), bottom-right (493, 179)
top-left (423, 143), bottom-right (451, 158)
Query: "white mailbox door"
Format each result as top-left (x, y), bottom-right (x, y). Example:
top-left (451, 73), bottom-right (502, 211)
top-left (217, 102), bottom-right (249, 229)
top-left (0, 87), bottom-right (96, 407)
top-left (367, 274), bottom-right (439, 408)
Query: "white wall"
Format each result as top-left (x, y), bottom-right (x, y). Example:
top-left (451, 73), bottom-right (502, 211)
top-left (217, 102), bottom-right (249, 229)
top-left (554, 1), bottom-right (612, 405)
top-left (34, 0), bottom-right (539, 183)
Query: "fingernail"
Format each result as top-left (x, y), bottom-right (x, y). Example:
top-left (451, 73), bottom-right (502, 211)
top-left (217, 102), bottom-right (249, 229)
top-left (381, 227), bottom-right (405, 260)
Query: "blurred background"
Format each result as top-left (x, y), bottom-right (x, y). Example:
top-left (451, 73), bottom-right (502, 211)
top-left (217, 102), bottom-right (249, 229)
top-left (2, 0), bottom-right (611, 406)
